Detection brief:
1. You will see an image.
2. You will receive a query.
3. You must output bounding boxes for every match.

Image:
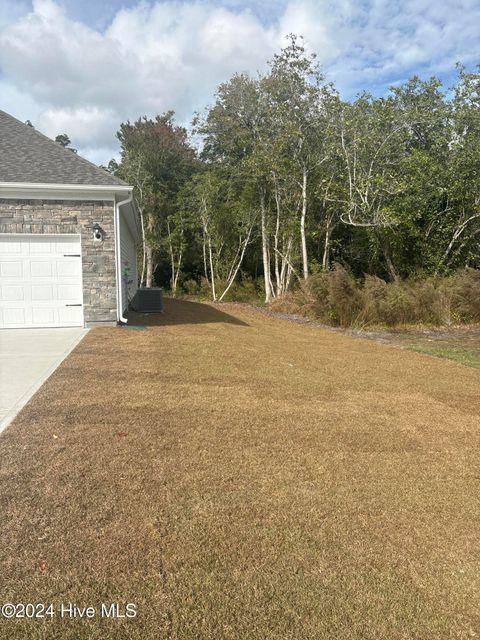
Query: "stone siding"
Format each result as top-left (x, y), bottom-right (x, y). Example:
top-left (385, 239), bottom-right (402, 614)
top-left (0, 199), bottom-right (117, 323)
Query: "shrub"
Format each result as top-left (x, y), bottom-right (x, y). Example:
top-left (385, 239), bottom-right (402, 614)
top-left (408, 278), bottom-right (444, 325)
top-left (269, 267), bottom-right (480, 328)
top-left (182, 279), bottom-right (200, 296)
top-left (303, 272), bottom-right (330, 319)
top-left (326, 264), bottom-right (363, 326)
top-left (446, 268), bottom-right (480, 323)
top-left (220, 278), bottom-right (263, 303)
top-left (382, 284), bottom-right (415, 325)
top-left (300, 264), bottom-right (363, 326)
top-left (269, 292), bottom-right (306, 315)
top-left (198, 277), bottom-right (213, 299)
top-left (361, 275), bottom-right (388, 324)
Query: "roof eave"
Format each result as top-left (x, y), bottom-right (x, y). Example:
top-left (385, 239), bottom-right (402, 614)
top-left (0, 182), bottom-right (132, 201)
top-left (117, 196), bottom-right (141, 243)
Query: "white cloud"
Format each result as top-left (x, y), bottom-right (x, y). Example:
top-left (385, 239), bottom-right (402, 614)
top-left (40, 106), bottom-right (119, 147)
top-left (0, 0), bottom-right (30, 29)
top-left (0, 0), bottom-right (478, 164)
top-left (0, 80), bottom-right (42, 123)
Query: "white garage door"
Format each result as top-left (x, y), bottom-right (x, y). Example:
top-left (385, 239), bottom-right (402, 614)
top-left (0, 234), bottom-right (84, 328)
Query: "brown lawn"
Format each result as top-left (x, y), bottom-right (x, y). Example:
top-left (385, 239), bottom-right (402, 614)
top-left (0, 297), bottom-right (479, 640)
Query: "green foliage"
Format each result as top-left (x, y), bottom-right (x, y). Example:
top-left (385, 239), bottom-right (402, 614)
top-left (55, 133), bottom-right (77, 153)
top-left (114, 39), bottom-right (480, 311)
top-left (181, 279), bottom-right (200, 296)
top-left (116, 112), bottom-right (197, 286)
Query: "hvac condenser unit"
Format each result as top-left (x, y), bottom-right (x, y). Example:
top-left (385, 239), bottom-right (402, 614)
top-left (132, 287), bottom-right (163, 312)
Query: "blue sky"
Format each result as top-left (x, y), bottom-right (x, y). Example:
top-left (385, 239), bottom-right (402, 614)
top-left (0, 0), bottom-right (479, 163)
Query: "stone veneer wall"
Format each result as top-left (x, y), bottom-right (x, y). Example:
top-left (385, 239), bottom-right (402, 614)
top-left (0, 199), bottom-right (117, 323)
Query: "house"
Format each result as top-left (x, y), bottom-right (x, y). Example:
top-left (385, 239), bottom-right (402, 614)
top-left (0, 110), bottom-right (139, 328)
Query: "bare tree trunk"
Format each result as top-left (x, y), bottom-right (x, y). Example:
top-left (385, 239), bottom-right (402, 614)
top-left (382, 238), bottom-right (398, 281)
top-left (322, 217), bottom-right (332, 271)
top-left (138, 204), bottom-right (147, 287)
top-left (273, 186), bottom-right (281, 296)
top-left (278, 234), bottom-right (293, 294)
top-left (173, 249), bottom-right (182, 295)
top-left (435, 210), bottom-right (480, 274)
top-left (144, 212), bottom-right (157, 288)
top-left (218, 225), bottom-right (254, 302)
top-left (274, 240), bottom-right (301, 286)
top-left (145, 244), bottom-right (154, 288)
top-left (208, 235), bottom-right (216, 301)
top-left (200, 197), bottom-right (216, 301)
top-left (167, 219), bottom-right (176, 296)
top-left (202, 235), bottom-right (209, 285)
top-left (286, 263), bottom-right (293, 290)
top-left (260, 190), bottom-right (273, 303)
top-left (300, 167), bottom-right (309, 280)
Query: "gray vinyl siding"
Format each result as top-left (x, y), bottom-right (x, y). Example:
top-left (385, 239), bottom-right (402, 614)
top-left (119, 213), bottom-right (138, 312)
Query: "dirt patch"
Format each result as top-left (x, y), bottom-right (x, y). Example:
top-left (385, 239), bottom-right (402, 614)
top-left (1, 297), bottom-right (479, 639)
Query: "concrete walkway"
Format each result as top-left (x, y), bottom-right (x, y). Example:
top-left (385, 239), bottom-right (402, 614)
top-left (0, 328), bottom-right (88, 434)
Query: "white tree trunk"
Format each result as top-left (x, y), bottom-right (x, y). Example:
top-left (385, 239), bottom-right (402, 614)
top-left (300, 167), bottom-right (309, 280)
top-left (260, 190), bottom-right (273, 303)
top-left (208, 236), bottom-right (216, 301)
top-left (273, 187), bottom-right (281, 296)
top-left (167, 219), bottom-right (176, 295)
top-left (202, 235), bottom-right (209, 285)
top-left (322, 220), bottom-right (331, 271)
top-left (173, 249), bottom-right (182, 295)
top-left (437, 211), bottom-right (480, 272)
top-left (138, 204), bottom-right (147, 287)
top-left (145, 244), bottom-right (154, 288)
top-left (218, 225), bottom-right (254, 302)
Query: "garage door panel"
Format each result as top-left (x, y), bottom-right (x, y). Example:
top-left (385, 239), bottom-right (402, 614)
top-left (30, 261), bottom-right (54, 277)
top-left (0, 261), bottom-right (23, 278)
top-left (57, 260), bottom-right (81, 277)
top-left (58, 307), bottom-right (83, 324)
top-left (0, 234), bottom-right (84, 328)
top-left (3, 308), bottom-right (26, 325)
top-left (29, 240), bottom-right (54, 254)
top-left (0, 239), bottom-right (21, 254)
top-left (1, 285), bottom-right (25, 301)
top-left (31, 284), bottom-right (55, 301)
top-left (57, 284), bottom-right (80, 300)
top-left (32, 308), bottom-right (56, 324)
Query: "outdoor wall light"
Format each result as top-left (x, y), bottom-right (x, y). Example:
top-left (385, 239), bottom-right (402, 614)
top-left (92, 223), bottom-right (105, 242)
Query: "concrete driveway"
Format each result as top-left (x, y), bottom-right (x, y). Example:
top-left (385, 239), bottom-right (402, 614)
top-left (0, 328), bottom-right (88, 434)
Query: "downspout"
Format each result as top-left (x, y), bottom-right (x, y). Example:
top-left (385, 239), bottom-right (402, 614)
top-left (114, 191), bottom-right (133, 324)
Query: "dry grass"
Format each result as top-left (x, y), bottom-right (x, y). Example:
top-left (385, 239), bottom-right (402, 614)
top-left (1, 297), bottom-right (480, 640)
top-left (270, 266), bottom-right (480, 328)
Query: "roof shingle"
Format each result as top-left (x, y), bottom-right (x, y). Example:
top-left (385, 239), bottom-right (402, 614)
top-left (0, 110), bottom-right (126, 187)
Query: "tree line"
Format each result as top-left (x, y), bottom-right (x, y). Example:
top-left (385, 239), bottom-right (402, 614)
top-left (113, 36), bottom-right (480, 302)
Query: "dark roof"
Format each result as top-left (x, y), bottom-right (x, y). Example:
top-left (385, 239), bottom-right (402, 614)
top-left (0, 110), bottom-right (126, 187)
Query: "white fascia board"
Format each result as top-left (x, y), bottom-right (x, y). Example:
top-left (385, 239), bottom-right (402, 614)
top-left (0, 182), bottom-right (133, 201)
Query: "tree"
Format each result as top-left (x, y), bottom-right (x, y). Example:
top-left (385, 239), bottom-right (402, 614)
top-left (196, 73), bottom-right (272, 299)
top-left (181, 169), bottom-right (256, 301)
top-left (55, 133), bottom-right (77, 153)
top-left (438, 66), bottom-right (480, 271)
top-left (109, 41), bottom-right (479, 297)
top-left (196, 38), bottom-right (337, 300)
top-left (264, 35), bottom-right (333, 281)
top-left (100, 159), bottom-right (119, 174)
top-left (117, 113), bottom-right (197, 287)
